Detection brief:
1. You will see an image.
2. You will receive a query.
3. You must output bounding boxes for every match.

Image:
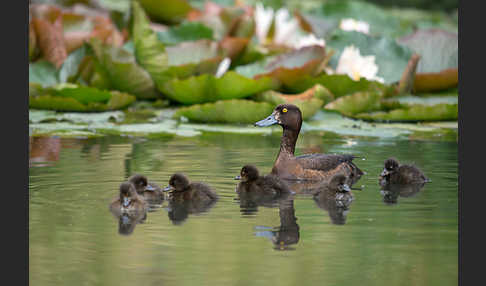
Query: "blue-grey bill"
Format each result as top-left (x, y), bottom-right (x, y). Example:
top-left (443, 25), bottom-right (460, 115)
top-left (254, 114), bottom-right (278, 127)
top-left (145, 185), bottom-right (156, 191)
top-left (234, 175), bottom-right (241, 180)
top-left (163, 186), bottom-right (173, 192)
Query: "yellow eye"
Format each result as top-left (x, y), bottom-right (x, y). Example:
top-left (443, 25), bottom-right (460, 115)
top-left (282, 108), bottom-right (288, 113)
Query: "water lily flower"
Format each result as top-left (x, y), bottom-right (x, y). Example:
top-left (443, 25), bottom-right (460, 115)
top-left (273, 8), bottom-right (300, 45)
top-left (336, 45), bottom-right (384, 83)
top-left (294, 33), bottom-right (326, 49)
top-left (339, 18), bottom-right (370, 34)
top-left (215, 57), bottom-right (231, 78)
top-left (254, 2), bottom-right (274, 44)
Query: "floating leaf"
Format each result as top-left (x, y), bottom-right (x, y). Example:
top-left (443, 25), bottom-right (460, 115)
top-left (174, 99), bottom-right (275, 124)
top-left (355, 103), bottom-right (458, 122)
top-left (254, 84), bottom-right (331, 120)
top-left (398, 29), bottom-right (458, 92)
top-left (326, 30), bottom-right (413, 84)
top-left (31, 10), bottom-right (68, 68)
top-left (138, 0), bottom-right (193, 24)
top-left (29, 83), bottom-right (136, 112)
top-left (156, 21), bottom-right (213, 45)
top-left (161, 71), bottom-right (278, 104)
top-left (29, 61), bottom-right (59, 87)
top-left (324, 91), bottom-right (387, 116)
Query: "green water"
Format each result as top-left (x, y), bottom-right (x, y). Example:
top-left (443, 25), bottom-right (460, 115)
top-left (29, 132), bottom-right (458, 286)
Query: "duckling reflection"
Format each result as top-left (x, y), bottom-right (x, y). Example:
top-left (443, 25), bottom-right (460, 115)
top-left (312, 174), bottom-right (354, 225)
top-left (128, 174), bottom-right (164, 206)
top-left (380, 182), bottom-right (426, 205)
top-left (109, 182), bottom-right (148, 235)
top-left (164, 173), bottom-right (218, 225)
top-left (235, 165), bottom-right (293, 215)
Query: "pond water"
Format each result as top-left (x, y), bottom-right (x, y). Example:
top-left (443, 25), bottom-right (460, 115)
top-left (29, 131), bottom-right (458, 286)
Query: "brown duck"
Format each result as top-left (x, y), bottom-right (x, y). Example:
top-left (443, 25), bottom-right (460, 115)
top-left (255, 104), bottom-right (363, 184)
top-left (128, 174), bottom-right (164, 205)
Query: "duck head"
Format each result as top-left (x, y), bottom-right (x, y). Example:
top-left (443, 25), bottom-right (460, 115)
top-left (164, 173), bottom-right (190, 192)
top-left (119, 182), bottom-right (137, 208)
top-left (381, 158), bottom-right (400, 177)
top-left (129, 174), bottom-right (155, 193)
top-left (329, 174), bottom-right (351, 193)
top-left (255, 104), bottom-right (302, 131)
top-left (235, 165), bottom-right (259, 182)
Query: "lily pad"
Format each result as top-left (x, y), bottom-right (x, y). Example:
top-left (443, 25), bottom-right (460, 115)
top-left (161, 71), bottom-right (278, 104)
top-left (29, 83), bottom-right (136, 112)
top-left (173, 99), bottom-right (275, 124)
top-left (326, 30), bottom-right (414, 84)
top-left (254, 84), bottom-right (331, 120)
top-left (397, 29), bottom-right (458, 92)
top-left (156, 21), bottom-right (214, 45)
top-left (138, 0), bottom-right (193, 24)
top-left (87, 40), bottom-right (158, 99)
top-left (354, 103), bottom-right (458, 122)
top-left (324, 91), bottom-right (386, 116)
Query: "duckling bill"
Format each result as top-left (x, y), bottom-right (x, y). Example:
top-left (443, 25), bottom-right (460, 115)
top-left (255, 104), bottom-right (363, 184)
top-left (128, 174), bottom-right (164, 204)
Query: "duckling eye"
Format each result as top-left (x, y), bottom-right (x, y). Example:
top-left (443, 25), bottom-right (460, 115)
top-left (282, 108), bottom-right (288, 113)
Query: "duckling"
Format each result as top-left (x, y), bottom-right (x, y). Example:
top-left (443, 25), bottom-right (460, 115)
top-left (254, 104), bottom-right (363, 185)
top-left (379, 158), bottom-right (430, 186)
top-left (128, 174), bottom-right (164, 204)
top-left (164, 173), bottom-right (218, 203)
top-left (235, 165), bottom-right (291, 196)
top-left (109, 182), bottom-right (148, 214)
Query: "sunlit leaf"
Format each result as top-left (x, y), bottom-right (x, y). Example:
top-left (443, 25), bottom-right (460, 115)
top-left (138, 0), bottom-right (193, 24)
top-left (174, 99), bottom-right (275, 123)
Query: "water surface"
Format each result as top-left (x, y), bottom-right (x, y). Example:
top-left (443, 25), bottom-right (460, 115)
top-left (29, 132), bottom-right (458, 286)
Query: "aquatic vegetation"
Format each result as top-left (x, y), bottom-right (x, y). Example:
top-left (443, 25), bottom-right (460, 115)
top-left (28, 0), bottom-right (458, 127)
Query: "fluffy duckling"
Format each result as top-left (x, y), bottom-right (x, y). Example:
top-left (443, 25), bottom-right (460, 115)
top-left (164, 173), bottom-right (218, 203)
top-left (109, 182), bottom-right (148, 214)
top-left (379, 158), bottom-right (430, 186)
top-left (235, 165), bottom-right (291, 196)
top-left (128, 174), bottom-right (164, 204)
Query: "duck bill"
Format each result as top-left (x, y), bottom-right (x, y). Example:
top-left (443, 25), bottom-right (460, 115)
top-left (234, 175), bottom-right (241, 180)
top-left (145, 185), bottom-right (155, 191)
top-left (255, 113), bottom-right (278, 127)
top-left (163, 186), bottom-right (174, 192)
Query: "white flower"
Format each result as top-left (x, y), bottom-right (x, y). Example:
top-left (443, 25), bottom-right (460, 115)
top-left (336, 45), bottom-right (384, 83)
top-left (273, 8), bottom-right (300, 45)
top-left (339, 18), bottom-right (370, 34)
top-left (215, 57), bottom-right (231, 78)
top-left (254, 2), bottom-right (274, 44)
top-left (294, 33), bottom-right (326, 49)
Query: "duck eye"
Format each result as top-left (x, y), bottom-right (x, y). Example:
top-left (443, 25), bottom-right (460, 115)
top-left (282, 108), bottom-right (288, 113)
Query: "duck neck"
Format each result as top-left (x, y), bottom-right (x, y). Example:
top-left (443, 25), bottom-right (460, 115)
top-left (277, 126), bottom-right (300, 157)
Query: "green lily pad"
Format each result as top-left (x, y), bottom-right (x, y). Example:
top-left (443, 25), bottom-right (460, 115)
top-left (29, 83), bottom-right (136, 112)
top-left (156, 22), bottom-right (214, 45)
top-left (173, 99), bottom-right (275, 124)
top-left (88, 40), bottom-right (158, 99)
top-left (29, 61), bottom-right (59, 87)
top-left (355, 103), bottom-right (458, 122)
top-left (58, 45), bottom-right (87, 84)
top-left (138, 0), bottom-right (193, 24)
top-left (324, 91), bottom-right (386, 116)
top-left (254, 84), bottom-right (331, 120)
top-left (161, 71), bottom-right (278, 104)
top-left (326, 30), bottom-right (414, 84)
top-left (284, 73), bottom-right (388, 97)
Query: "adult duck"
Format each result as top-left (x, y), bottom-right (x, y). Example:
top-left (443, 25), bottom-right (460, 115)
top-left (255, 104), bottom-right (363, 184)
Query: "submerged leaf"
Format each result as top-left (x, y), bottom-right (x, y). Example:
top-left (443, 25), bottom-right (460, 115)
top-left (174, 99), bottom-right (275, 124)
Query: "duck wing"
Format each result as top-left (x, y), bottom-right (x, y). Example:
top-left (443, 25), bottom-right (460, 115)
top-left (295, 154), bottom-right (359, 172)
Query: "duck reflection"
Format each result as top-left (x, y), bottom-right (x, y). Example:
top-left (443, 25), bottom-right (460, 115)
top-left (380, 182), bottom-right (426, 205)
top-left (271, 198), bottom-right (300, 250)
top-left (311, 174), bottom-right (355, 225)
